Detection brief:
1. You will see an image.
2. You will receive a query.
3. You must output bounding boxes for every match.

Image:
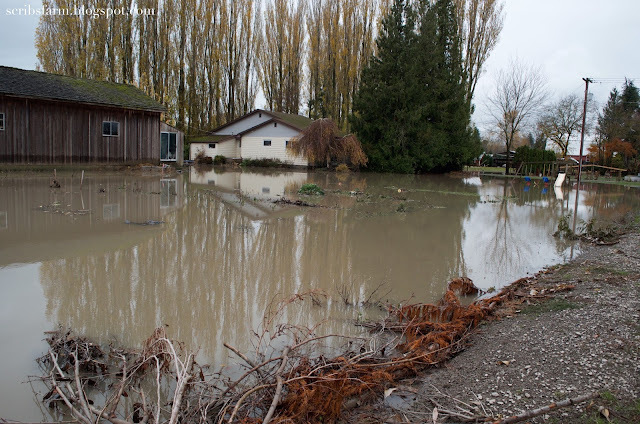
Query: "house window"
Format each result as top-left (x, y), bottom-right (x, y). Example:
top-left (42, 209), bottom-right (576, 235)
top-left (209, 143), bottom-right (216, 149)
top-left (274, 122), bottom-right (277, 127)
top-left (0, 113), bottom-right (4, 131)
top-left (285, 140), bottom-right (290, 147)
top-left (161, 132), bottom-right (177, 161)
top-left (263, 140), bottom-right (271, 146)
top-left (102, 121), bottom-right (119, 136)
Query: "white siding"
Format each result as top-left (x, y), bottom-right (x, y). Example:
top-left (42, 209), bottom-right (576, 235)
top-left (240, 136), bottom-right (308, 166)
top-left (240, 172), bottom-right (308, 198)
top-left (190, 139), bottom-right (238, 160)
top-left (189, 167), bottom-right (241, 189)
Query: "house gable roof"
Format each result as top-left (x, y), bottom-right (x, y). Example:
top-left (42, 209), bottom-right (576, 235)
top-left (236, 117), bottom-right (304, 137)
top-left (265, 110), bottom-right (313, 130)
top-left (0, 66), bottom-right (166, 112)
top-left (210, 109), bottom-right (313, 135)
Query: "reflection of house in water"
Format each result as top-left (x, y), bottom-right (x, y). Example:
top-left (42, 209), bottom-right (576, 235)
top-left (0, 175), bottom-right (185, 266)
top-left (189, 167), bottom-right (308, 220)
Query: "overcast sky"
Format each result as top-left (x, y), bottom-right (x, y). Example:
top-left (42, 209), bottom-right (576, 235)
top-left (2, 0), bottom-right (639, 153)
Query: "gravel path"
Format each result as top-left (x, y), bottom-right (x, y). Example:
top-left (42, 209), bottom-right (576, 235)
top-left (346, 227), bottom-right (640, 423)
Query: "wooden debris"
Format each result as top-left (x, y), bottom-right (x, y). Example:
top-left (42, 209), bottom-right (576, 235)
top-left (33, 276), bottom-right (574, 423)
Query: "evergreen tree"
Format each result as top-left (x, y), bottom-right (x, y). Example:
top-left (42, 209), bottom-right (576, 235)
top-left (596, 80), bottom-right (640, 165)
top-left (413, 0), bottom-right (475, 172)
top-left (621, 79), bottom-right (640, 113)
top-left (351, 0), bottom-right (477, 173)
top-left (350, 0), bottom-right (417, 173)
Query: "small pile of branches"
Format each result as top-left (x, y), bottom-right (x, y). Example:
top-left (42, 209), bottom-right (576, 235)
top-left (36, 327), bottom-right (200, 424)
top-left (554, 215), bottom-right (621, 245)
top-left (35, 279), bottom-right (539, 424)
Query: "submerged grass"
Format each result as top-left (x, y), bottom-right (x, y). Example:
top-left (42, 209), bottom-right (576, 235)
top-left (385, 186), bottom-right (481, 198)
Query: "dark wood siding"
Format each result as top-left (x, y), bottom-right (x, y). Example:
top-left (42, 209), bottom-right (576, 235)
top-left (0, 95), bottom-right (161, 163)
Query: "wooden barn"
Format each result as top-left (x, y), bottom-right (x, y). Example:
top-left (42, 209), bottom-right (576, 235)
top-left (0, 66), bottom-right (179, 164)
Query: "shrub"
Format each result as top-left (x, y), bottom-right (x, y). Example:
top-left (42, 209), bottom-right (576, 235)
top-left (213, 155), bottom-right (227, 165)
top-left (335, 163), bottom-right (350, 173)
top-left (288, 119), bottom-right (368, 168)
top-left (298, 183), bottom-right (324, 195)
top-left (241, 158), bottom-right (292, 168)
top-left (194, 149), bottom-right (213, 165)
top-left (513, 146), bottom-right (556, 167)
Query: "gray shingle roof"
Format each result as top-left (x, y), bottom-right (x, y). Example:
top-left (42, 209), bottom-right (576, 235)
top-left (0, 66), bottom-right (166, 112)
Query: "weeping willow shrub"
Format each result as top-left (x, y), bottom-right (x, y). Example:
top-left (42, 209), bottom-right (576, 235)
top-left (289, 118), bottom-right (368, 168)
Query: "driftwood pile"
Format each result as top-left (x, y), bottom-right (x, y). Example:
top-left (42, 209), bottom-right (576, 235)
top-left (34, 277), bottom-right (589, 423)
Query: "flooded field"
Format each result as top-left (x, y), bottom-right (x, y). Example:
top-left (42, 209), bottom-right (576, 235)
top-left (0, 168), bottom-right (638, 421)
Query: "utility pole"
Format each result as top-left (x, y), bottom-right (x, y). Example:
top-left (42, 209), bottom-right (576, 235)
top-left (571, 77), bottom-right (592, 244)
top-left (577, 78), bottom-right (592, 185)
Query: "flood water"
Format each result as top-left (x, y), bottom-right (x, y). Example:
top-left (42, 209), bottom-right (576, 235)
top-left (0, 168), bottom-right (638, 421)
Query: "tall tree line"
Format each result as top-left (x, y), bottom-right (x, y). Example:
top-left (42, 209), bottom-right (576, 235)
top-left (35, 0), bottom-right (502, 135)
top-left (36, 0), bottom-right (261, 132)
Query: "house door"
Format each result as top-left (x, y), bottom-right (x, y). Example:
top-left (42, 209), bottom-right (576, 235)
top-left (161, 132), bottom-right (177, 161)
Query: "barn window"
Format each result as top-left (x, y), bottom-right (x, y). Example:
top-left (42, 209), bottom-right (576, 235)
top-left (208, 143), bottom-right (216, 149)
top-left (102, 121), bottom-right (119, 136)
top-left (263, 140), bottom-right (271, 146)
top-left (0, 113), bottom-right (4, 131)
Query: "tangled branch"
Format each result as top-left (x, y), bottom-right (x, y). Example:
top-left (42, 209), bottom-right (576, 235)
top-left (34, 277), bottom-right (553, 423)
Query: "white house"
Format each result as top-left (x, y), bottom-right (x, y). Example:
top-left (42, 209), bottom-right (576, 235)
top-left (189, 109), bottom-right (312, 166)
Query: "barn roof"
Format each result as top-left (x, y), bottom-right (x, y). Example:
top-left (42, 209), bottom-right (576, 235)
top-left (0, 66), bottom-right (166, 112)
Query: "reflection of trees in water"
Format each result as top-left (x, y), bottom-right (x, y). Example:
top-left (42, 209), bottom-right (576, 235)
top-left (581, 184), bottom-right (640, 221)
top-left (39, 174), bottom-right (479, 366)
top-left (480, 180), bottom-right (572, 284)
top-left (486, 183), bottom-right (524, 279)
top-left (342, 174), bottom-right (477, 302)
top-left (40, 191), bottom-right (358, 365)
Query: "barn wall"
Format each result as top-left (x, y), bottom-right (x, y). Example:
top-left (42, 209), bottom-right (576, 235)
top-left (0, 95), bottom-right (161, 163)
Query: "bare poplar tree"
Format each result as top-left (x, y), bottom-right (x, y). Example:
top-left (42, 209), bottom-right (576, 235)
top-left (455, 0), bottom-right (505, 110)
top-left (538, 94), bottom-right (589, 158)
top-left (306, 0), bottom-right (376, 128)
top-left (487, 58), bottom-right (548, 173)
top-left (257, 0), bottom-right (306, 114)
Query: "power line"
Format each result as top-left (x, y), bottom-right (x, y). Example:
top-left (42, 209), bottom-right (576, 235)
top-left (590, 78), bottom-right (639, 83)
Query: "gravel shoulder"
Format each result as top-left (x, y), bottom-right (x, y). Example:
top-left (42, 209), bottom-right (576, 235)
top-left (346, 220), bottom-right (640, 423)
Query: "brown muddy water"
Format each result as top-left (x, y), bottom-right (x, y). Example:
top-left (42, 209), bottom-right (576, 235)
top-left (0, 169), bottom-right (638, 421)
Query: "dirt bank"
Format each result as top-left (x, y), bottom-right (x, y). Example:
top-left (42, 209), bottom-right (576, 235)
top-left (346, 219), bottom-right (640, 423)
